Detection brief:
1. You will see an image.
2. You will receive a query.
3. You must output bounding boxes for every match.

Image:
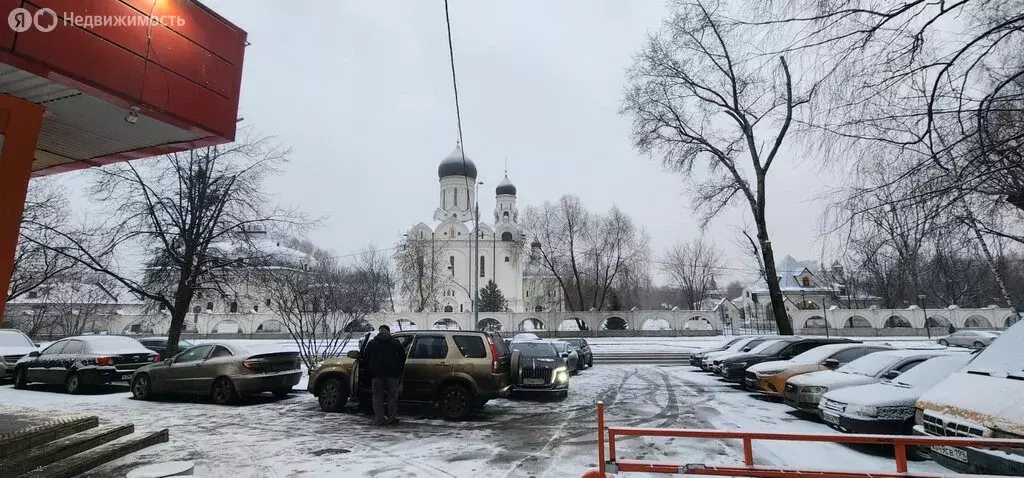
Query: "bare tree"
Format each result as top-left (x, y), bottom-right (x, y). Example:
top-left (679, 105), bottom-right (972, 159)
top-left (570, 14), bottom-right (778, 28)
top-left (25, 136), bottom-right (303, 356)
top-left (6, 180), bottom-right (75, 305)
top-left (394, 233), bottom-right (447, 312)
top-left (349, 245), bottom-right (396, 313)
top-left (262, 256), bottom-right (359, 370)
top-left (521, 195), bottom-right (650, 312)
top-left (622, 0), bottom-right (806, 333)
top-left (662, 236), bottom-right (725, 309)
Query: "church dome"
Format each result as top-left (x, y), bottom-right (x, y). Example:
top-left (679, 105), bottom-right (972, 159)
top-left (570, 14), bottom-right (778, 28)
top-left (438, 144), bottom-right (477, 179)
top-left (495, 174), bottom-right (516, 196)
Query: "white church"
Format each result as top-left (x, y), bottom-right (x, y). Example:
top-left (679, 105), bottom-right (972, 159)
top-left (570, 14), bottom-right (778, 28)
top-left (401, 144), bottom-right (561, 314)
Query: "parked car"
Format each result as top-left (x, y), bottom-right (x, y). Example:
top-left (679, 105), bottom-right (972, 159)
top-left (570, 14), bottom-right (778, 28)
top-left (509, 340), bottom-right (570, 399)
top-left (1, 329), bottom-right (38, 380)
top-left (701, 336), bottom-right (774, 371)
top-left (563, 338), bottom-right (593, 369)
top-left (137, 337), bottom-right (195, 358)
top-left (937, 330), bottom-right (1000, 348)
top-left (915, 320), bottom-right (1024, 475)
top-left (12, 335), bottom-right (159, 394)
top-left (819, 354), bottom-right (972, 435)
top-left (513, 332), bottom-right (540, 342)
top-left (550, 340), bottom-right (580, 373)
top-left (130, 342), bottom-right (302, 404)
top-left (308, 331), bottom-right (512, 420)
top-left (689, 336), bottom-right (746, 366)
top-left (784, 349), bottom-right (955, 413)
top-left (745, 343), bottom-right (891, 396)
top-left (717, 337), bottom-right (855, 382)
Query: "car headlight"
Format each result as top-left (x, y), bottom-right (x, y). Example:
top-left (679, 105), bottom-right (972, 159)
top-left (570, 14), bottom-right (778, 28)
top-left (914, 409), bottom-right (924, 426)
top-left (730, 362), bottom-right (747, 368)
top-left (555, 371), bottom-right (569, 383)
top-left (850, 405), bottom-right (878, 417)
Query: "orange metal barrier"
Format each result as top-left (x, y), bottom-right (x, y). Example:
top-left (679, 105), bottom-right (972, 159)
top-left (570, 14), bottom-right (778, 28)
top-left (585, 401), bottom-right (1024, 477)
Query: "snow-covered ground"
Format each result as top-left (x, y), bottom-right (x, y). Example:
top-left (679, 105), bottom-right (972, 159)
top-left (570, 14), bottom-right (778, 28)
top-left (0, 363), bottom-right (951, 477)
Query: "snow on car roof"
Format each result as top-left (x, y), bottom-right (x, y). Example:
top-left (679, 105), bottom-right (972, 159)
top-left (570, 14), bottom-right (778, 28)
top-left (790, 343), bottom-right (871, 364)
top-left (78, 335), bottom-right (150, 353)
top-left (962, 319), bottom-right (1023, 377)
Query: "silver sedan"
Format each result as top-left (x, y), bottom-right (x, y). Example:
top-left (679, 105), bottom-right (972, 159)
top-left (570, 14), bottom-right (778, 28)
top-left (938, 330), bottom-right (1000, 348)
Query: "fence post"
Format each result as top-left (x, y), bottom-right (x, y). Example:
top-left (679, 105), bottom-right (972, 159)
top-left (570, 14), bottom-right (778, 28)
top-left (597, 401), bottom-right (605, 474)
top-left (742, 438), bottom-right (753, 466)
top-left (894, 443), bottom-right (907, 473)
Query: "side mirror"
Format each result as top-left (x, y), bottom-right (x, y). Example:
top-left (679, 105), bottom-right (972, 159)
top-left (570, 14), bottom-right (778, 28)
top-left (347, 350), bottom-right (360, 359)
top-left (561, 353), bottom-right (569, 358)
top-left (883, 370), bottom-right (901, 380)
top-left (823, 359), bottom-right (840, 369)
top-left (28, 351), bottom-right (40, 358)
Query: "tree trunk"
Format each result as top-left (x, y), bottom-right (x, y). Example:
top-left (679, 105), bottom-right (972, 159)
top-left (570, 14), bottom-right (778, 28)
top-left (757, 223), bottom-right (794, 335)
top-left (165, 281), bottom-right (194, 357)
top-left (963, 207), bottom-right (1021, 322)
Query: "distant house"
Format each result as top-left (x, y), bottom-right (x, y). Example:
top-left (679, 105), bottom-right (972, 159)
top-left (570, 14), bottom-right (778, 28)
top-left (737, 255), bottom-right (881, 321)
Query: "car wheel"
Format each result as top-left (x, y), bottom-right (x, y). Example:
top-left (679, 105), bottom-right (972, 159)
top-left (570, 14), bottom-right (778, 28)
top-left (938, 339), bottom-right (948, 346)
top-left (973, 341), bottom-right (984, 348)
top-left (318, 378), bottom-right (348, 413)
top-left (211, 377), bottom-right (239, 405)
top-left (131, 374), bottom-right (153, 401)
top-left (64, 372), bottom-right (83, 395)
top-left (12, 367), bottom-right (27, 389)
top-left (439, 384), bottom-right (472, 421)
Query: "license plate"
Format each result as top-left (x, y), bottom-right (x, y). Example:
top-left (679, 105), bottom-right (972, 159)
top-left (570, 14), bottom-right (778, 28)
top-left (931, 445), bottom-right (969, 463)
top-left (523, 378), bottom-right (544, 385)
top-left (120, 373), bottom-right (133, 381)
top-left (821, 412), bottom-right (840, 425)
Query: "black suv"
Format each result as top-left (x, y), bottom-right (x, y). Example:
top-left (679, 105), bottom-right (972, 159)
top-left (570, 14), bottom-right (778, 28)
top-left (563, 338), bottom-right (593, 370)
top-left (717, 337), bottom-right (856, 382)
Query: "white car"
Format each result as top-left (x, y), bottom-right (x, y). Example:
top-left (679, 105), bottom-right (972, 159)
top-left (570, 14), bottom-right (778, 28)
top-left (701, 336), bottom-right (774, 371)
top-left (0, 329), bottom-right (39, 379)
top-left (937, 330), bottom-right (1000, 348)
top-left (783, 349), bottom-right (955, 413)
top-left (818, 354), bottom-right (972, 434)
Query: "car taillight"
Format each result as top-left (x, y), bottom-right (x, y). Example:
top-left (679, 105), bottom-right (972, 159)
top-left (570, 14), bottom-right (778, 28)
top-left (486, 336), bottom-right (500, 374)
top-left (96, 356), bottom-right (113, 366)
top-left (242, 360), bottom-right (263, 372)
top-left (151, 354), bottom-right (160, 362)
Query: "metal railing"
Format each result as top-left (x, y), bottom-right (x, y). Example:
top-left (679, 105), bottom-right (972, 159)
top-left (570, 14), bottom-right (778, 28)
top-left (586, 401), bottom-right (1024, 477)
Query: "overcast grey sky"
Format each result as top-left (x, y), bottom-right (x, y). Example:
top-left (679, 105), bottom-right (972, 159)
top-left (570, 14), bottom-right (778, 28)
top-left (64, 0), bottom-right (839, 285)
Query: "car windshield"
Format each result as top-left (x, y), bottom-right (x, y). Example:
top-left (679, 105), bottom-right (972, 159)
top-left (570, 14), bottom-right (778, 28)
top-left (839, 353), bottom-right (905, 377)
top-left (751, 340), bottom-right (788, 355)
top-left (791, 344), bottom-right (848, 364)
top-left (893, 355), bottom-right (972, 388)
top-left (512, 342), bottom-right (557, 357)
top-left (551, 342), bottom-right (569, 353)
top-left (729, 338), bottom-right (760, 352)
top-left (0, 332), bottom-right (33, 347)
top-left (565, 339), bottom-right (583, 347)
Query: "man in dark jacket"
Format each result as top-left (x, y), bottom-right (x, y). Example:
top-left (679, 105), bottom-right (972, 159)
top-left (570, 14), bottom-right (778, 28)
top-left (364, 325), bottom-right (406, 425)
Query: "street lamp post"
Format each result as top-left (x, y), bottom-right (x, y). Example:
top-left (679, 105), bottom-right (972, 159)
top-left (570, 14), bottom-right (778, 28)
top-left (919, 294), bottom-right (929, 339)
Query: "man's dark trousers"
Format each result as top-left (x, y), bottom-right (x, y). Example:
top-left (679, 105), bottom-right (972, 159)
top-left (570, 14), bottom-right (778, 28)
top-left (372, 377), bottom-right (400, 422)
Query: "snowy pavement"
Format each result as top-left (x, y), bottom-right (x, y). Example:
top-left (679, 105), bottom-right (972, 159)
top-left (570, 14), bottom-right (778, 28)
top-left (0, 363), bottom-right (952, 477)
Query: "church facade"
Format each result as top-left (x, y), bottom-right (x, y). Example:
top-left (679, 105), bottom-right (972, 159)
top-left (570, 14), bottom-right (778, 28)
top-left (400, 144), bottom-right (561, 314)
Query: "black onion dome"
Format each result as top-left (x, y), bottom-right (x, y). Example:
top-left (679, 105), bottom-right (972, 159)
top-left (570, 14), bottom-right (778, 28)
top-left (495, 174), bottom-right (516, 196)
top-left (438, 144), bottom-right (477, 179)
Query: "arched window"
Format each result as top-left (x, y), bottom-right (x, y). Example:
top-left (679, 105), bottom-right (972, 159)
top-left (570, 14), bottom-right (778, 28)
top-left (206, 302), bottom-right (214, 311)
top-left (442, 189), bottom-right (446, 207)
top-left (801, 277), bottom-right (810, 287)
top-left (454, 188), bottom-right (458, 206)
top-left (466, 189), bottom-right (469, 206)
top-left (253, 304), bottom-right (259, 312)
top-left (504, 256), bottom-right (510, 262)
top-left (229, 301), bottom-right (238, 313)
top-left (480, 256), bottom-right (486, 277)
top-left (265, 298), bottom-right (271, 307)
top-left (444, 305), bottom-right (454, 313)
top-left (501, 231), bottom-right (513, 241)
top-left (449, 256), bottom-right (455, 275)
top-left (460, 304), bottom-right (464, 312)
top-left (503, 211), bottom-right (510, 222)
